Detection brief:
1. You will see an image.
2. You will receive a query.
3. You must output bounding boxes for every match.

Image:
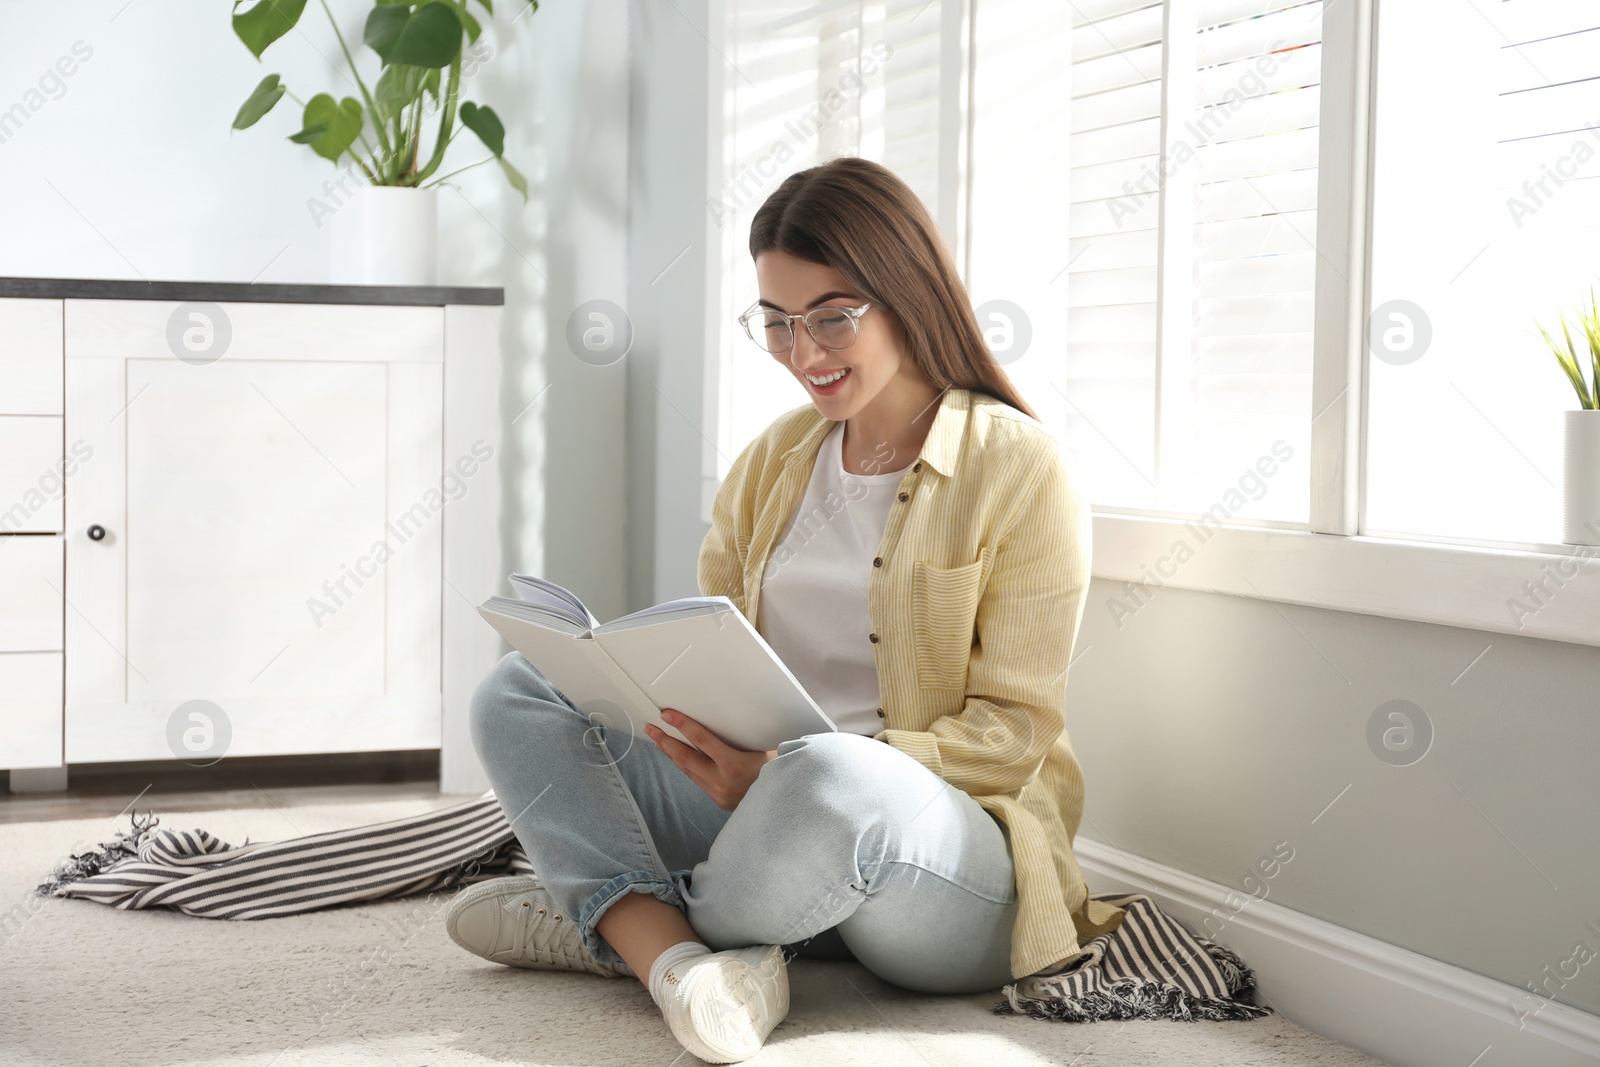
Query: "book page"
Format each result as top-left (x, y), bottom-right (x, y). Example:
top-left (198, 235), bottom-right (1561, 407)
top-left (594, 606), bottom-right (834, 752)
top-left (507, 574), bottom-right (601, 630)
top-left (598, 597), bottom-right (730, 632)
top-left (477, 606), bottom-right (659, 741)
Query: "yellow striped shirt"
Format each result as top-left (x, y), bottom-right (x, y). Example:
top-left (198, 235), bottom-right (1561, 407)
top-left (698, 386), bottom-right (1126, 978)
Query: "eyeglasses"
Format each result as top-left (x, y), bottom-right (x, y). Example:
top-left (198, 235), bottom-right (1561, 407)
top-left (738, 301), bottom-right (874, 355)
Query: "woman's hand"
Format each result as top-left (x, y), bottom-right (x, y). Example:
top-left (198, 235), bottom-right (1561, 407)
top-left (645, 709), bottom-right (777, 811)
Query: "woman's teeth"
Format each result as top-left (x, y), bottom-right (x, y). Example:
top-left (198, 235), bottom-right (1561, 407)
top-left (806, 368), bottom-right (850, 385)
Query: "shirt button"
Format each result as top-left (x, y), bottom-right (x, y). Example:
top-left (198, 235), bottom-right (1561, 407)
top-left (869, 632), bottom-right (879, 643)
top-left (897, 492), bottom-right (909, 502)
top-left (876, 707), bottom-right (885, 718)
top-left (872, 556), bottom-right (882, 567)
top-left (913, 461), bottom-right (922, 472)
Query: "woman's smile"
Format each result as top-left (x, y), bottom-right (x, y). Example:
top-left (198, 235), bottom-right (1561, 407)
top-left (802, 366), bottom-right (852, 394)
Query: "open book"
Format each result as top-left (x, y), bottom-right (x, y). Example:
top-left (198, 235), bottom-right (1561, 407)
top-left (477, 574), bottom-right (836, 752)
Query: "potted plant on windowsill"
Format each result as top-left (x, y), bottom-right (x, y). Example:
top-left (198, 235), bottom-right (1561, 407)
top-left (229, 0), bottom-right (535, 286)
top-left (1535, 288), bottom-right (1600, 546)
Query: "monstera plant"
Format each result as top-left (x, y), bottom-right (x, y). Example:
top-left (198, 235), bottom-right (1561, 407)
top-left (229, 0), bottom-right (533, 200)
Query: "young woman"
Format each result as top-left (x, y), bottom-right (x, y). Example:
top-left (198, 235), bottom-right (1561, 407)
top-left (446, 156), bottom-right (1122, 1063)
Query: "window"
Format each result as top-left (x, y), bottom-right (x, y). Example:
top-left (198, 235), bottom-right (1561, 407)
top-left (709, 0), bottom-right (1329, 524)
top-left (1065, 0), bottom-right (1324, 525)
top-left (710, 0), bottom-right (968, 485)
top-left (1365, 0), bottom-right (1600, 548)
top-left (703, 0), bottom-right (1600, 647)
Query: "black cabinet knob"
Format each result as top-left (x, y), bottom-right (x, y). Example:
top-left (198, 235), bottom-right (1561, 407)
top-left (87, 525), bottom-right (106, 541)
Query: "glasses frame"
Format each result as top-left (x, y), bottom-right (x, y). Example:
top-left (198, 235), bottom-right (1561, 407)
top-left (738, 301), bottom-right (875, 354)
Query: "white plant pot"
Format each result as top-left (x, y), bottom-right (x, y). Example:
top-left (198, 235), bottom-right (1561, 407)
top-left (328, 186), bottom-right (437, 287)
top-left (1563, 408), bottom-right (1600, 545)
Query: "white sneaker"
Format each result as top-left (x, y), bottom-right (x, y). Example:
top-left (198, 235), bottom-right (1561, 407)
top-left (445, 875), bottom-right (630, 979)
top-left (659, 944), bottom-right (790, 1063)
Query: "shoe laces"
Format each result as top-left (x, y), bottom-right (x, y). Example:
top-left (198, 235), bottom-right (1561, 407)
top-left (509, 890), bottom-right (593, 970)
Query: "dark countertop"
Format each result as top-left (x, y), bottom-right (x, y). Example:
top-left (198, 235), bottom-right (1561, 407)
top-left (0, 276), bottom-right (504, 307)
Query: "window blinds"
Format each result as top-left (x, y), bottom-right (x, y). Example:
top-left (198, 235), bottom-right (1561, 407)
top-left (1066, 0), bottom-right (1165, 510)
top-left (1185, 0), bottom-right (1320, 521)
top-left (1495, 6), bottom-right (1600, 199)
top-left (1067, 0), bottom-right (1321, 521)
top-left (712, 0), bottom-right (1325, 527)
top-left (714, 0), bottom-right (963, 479)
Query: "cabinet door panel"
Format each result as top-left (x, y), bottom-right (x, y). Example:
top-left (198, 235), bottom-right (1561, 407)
top-left (126, 359), bottom-right (389, 700)
top-left (65, 300), bottom-right (444, 762)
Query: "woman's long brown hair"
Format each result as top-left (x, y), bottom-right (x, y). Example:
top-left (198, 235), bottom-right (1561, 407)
top-left (747, 155), bottom-right (1038, 420)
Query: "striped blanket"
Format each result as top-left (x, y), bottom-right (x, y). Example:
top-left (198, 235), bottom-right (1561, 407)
top-left (34, 793), bottom-right (1270, 1023)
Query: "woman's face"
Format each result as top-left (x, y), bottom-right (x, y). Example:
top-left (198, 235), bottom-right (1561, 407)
top-left (752, 249), bottom-right (914, 420)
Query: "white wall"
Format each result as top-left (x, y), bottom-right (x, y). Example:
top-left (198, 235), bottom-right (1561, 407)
top-left (1066, 579), bottom-right (1600, 1018)
top-left (0, 0), bottom-right (629, 621)
top-left (623, 0), bottom-right (722, 609)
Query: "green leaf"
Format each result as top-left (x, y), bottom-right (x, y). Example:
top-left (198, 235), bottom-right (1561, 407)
top-left (231, 0), bottom-right (308, 59)
top-left (457, 4), bottom-right (482, 43)
top-left (459, 101), bottom-right (504, 156)
top-left (390, 2), bottom-right (463, 68)
top-left (293, 93), bottom-right (364, 163)
top-left (1578, 293), bottom-right (1600, 409)
top-left (422, 67), bottom-right (442, 100)
top-left (473, 0), bottom-right (493, 14)
top-left (1538, 314), bottom-right (1593, 409)
top-left (363, 5), bottom-right (410, 63)
top-left (498, 155), bottom-right (528, 203)
top-left (232, 73), bottom-right (286, 130)
top-left (375, 63), bottom-right (427, 123)
top-left (1588, 288), bottom-right (1600, 409)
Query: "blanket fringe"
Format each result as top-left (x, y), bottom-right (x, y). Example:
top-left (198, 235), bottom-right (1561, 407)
top-left (1206, 939), bottom-right (1261, 998)
top-left (34, 809), bottom-right (162, 898)
top-left (993, 977), bottom-right (1273, 1022)
top-left (993, 933), bottom-right (1272, 1023)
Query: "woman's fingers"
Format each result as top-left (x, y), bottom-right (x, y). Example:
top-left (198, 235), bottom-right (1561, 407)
top-left (647, 722), bottom-right (715, 778)
top-left (659, 708), bottom-right (734, 762)
top-left (647, 722), bottom-right (729, 806)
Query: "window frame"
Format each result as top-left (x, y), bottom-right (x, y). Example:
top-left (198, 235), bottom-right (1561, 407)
top-left (702, 0), bottom-right (1600, 650)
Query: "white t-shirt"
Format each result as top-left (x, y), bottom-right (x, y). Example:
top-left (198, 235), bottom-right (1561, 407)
top-left (756, 420), bottom-right (912, 736)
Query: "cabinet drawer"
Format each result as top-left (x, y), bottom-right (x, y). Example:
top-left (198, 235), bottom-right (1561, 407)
top-left (0, 416), bottom-right (64, 533)
top-left (0, 536), bottom-right (63, 650)
top-left (0, 299), bottom-right (63, 416)
top-left (0, 652), bottom-right (63, 769)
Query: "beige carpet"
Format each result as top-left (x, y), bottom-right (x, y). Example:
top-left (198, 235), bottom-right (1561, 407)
top-left (0, 797), bottom-right (1391, 1066)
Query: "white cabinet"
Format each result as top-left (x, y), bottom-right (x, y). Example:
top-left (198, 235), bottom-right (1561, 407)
top-left (0, 287), bottom-right (504, 788)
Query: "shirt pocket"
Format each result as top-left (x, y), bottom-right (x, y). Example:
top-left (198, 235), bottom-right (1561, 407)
top-left (911, 553), bottom-right (989, 689)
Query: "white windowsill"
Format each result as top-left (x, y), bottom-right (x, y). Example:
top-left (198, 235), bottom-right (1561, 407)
top-left (1090, 512), bottom-right (1600, 650)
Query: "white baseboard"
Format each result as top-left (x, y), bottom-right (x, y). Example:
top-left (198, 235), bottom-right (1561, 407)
top-left (1074, 837), bottom-right (1600, 1067)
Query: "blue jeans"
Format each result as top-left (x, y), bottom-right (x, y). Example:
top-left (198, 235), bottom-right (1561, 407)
top-left (468, 651), bottom-right (1019, 994)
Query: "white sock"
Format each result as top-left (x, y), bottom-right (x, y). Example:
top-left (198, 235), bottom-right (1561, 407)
top-left (648, 940), bottom-right (712, 1009)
